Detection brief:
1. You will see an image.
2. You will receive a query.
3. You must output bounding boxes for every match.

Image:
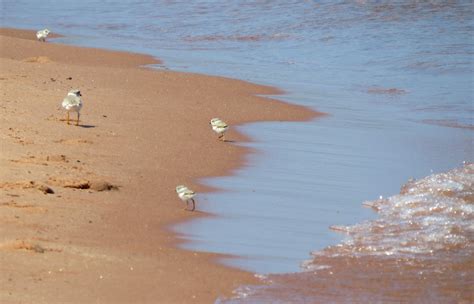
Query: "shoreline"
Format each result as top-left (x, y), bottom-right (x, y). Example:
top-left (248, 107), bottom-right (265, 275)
top-left (0, 27), bottom-right (320, 303)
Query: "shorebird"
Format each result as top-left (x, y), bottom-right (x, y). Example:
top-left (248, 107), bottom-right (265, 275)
top-left (61, 89), bottom-right (83, 126)
top-left (175, 185), bottom-right (196, 211)
top-left (36, 29), bottom-right (50, 42)
top-left (210, 118), bottom-right (229, 141)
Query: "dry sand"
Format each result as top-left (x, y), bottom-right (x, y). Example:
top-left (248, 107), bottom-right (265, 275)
top-left (0, 28), bottom-right (318, 303)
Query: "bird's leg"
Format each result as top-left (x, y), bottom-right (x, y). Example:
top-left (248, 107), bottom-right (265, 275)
top-left (76, 112), bottom-right (80, 126)
top-left (218, 133), bottom-right (223, 141)
top-left (66, 112), bottom-right (70, 125)
top-left (190, 199), bottom-right (195, 211)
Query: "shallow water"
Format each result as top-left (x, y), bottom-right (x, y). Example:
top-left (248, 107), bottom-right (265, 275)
top-left (2, 0), bottom-right (473, 302)
top-left (219, 163), bottom-right (474, 303)
top-left (177, 115), bottom-right (472, 274)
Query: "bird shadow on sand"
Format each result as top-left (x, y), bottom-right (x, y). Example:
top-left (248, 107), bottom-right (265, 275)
top-left (78, 124), bottom-right (96, 129)
top-left (222, 139), bottom-right (236, 143)
top-left (185, 209), bottom-right (206, 214)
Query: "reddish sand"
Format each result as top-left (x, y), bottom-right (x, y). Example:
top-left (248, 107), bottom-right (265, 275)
top-left (0, 28), bottom-right (318, 303)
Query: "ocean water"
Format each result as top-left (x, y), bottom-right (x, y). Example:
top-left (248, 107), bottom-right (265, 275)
top-left (2, 1), bottom-right (473, 302)
top-left (219, 163), bottom-right (474, 303)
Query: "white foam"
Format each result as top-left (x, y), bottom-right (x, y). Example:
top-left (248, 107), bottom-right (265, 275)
top-left (306, 163), bottom-right (474, 262)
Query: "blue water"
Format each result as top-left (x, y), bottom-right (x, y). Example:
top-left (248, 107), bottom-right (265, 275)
top-left (2, 0), bottom-right (472, 276)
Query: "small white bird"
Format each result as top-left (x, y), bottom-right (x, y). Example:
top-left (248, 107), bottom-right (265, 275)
top-left (210, 118), bottom-right (229, 141)
top-left (36, 29), bottom-right (50, 42)
top-left (61, 89), bottom-right (83, 126)
top-left (175, 185), bottom-right (196, 211)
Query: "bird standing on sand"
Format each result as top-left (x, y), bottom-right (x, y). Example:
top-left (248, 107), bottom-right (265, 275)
top-left (36, 29), bottom-right (50, 42)
top-left (210, 118), bottom-right (229, 141)
top-left (61, 89), bottom-right (83, 126)
top-left (175, 185), bottom-right (196, 211)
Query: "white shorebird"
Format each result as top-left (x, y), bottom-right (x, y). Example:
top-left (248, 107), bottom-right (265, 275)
top-left (36, 29), bottom-right (50, 42)
top-left (61, 89), bottom-right (83, 126)
top-left (210, 118), bottom-right (229, 141)
top-left (175, 185), bottom-right (196, 211)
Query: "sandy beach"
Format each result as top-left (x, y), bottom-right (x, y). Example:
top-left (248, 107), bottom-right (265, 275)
top-left (0, 28), bottom-right (317, 303)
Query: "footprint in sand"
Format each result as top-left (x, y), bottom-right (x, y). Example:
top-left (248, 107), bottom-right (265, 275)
top-left (10, 154), bottom-right (68, 166)
top-left (6, 127), bottom-right (34, 145)
top-left (0, 181), bottom-right (54, 194)
top-left (55, 138), bottom-right (93, 145)
top-left (22, 56), bottom-right (52, 64)
top-left (0, 201), bottom-right (48, 213)
top-left (47, 177), bottom-right (118, 192)
top-left (0, 240), bottom-right (59, 254)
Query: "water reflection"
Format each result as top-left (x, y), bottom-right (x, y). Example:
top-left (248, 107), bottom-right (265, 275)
top-left (175, 114), bottom-right (472, 273)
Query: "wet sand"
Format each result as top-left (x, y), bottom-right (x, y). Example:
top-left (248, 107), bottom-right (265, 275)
top-left (0, 28), bottom-right (318, 303)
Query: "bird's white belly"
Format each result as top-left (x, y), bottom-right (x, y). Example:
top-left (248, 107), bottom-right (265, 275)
top-left (212, 126), bottom-right (227, 134)
top-left (62, 102), bottom-right (82, 112)
top-left (178, 192), bottom-right (195, 201)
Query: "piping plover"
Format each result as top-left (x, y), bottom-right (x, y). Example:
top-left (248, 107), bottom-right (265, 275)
top-left (61, 89), bottom-right (83, 126)
top-left (210, 118), bottom-right (228, 141)
top-left (175, 185), bottom-right (196, 211)
top-left (36, 29), bottom-right (50, 42)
